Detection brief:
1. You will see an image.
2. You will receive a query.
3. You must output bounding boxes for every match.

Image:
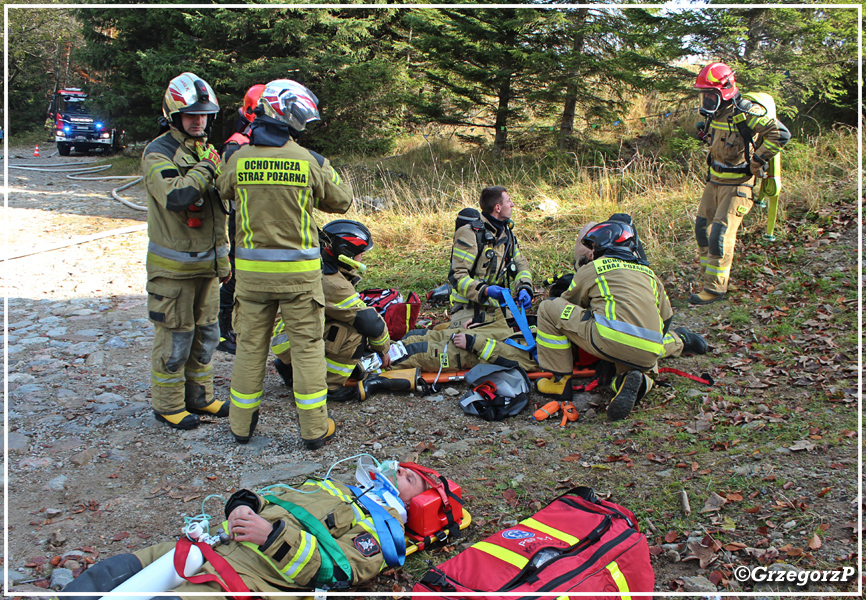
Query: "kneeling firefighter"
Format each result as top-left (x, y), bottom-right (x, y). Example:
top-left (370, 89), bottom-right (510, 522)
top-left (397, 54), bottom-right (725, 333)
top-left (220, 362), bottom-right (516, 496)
top-left (271, 219), bottom-right (392, 402)
top-left (535, 220), bottom-right (706, 421)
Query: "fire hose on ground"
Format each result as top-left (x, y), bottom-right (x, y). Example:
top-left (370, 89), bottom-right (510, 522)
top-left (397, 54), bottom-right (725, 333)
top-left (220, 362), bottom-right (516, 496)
top-left (6, 160), bottom-right (147, 260)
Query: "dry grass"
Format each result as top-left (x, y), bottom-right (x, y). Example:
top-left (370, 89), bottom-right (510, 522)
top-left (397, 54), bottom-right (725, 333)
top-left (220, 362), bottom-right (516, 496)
top-left (335, 119), bottom-right (857, 293)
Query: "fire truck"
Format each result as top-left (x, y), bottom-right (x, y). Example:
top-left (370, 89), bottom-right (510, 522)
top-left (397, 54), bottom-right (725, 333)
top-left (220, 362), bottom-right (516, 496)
top-left (49, 88), bottom-right (123, 156)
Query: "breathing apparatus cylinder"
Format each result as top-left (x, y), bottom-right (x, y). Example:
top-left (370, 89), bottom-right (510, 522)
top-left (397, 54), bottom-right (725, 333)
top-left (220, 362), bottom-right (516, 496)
top-left (98, 545), bottom-right (204, 600)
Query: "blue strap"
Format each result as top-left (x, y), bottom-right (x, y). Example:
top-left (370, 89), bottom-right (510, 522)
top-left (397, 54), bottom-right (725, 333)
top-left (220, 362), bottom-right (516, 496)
top-left (346, 485), bottom-right (406, 567)
top-left (499, 291), bottom-right (538, 362)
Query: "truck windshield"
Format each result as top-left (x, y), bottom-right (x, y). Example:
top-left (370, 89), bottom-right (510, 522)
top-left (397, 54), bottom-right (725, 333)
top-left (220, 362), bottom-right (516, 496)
top-left (62, 101), bottom-right (90, 115)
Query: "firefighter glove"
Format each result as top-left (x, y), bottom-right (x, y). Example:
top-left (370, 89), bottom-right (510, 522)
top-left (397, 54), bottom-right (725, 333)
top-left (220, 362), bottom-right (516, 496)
top-left (195, 142), bottom-right (222, 176)
top-left (518, 289), bottom-right (532, 310)
top-left (485, 285), bottom-right (507, 301)
top-left (750, 157), bottom-right (768, 179)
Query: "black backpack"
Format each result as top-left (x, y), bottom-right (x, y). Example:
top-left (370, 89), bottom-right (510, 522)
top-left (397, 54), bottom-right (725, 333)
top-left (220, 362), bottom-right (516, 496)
top-left (447, 207), bottom-right (496, 288)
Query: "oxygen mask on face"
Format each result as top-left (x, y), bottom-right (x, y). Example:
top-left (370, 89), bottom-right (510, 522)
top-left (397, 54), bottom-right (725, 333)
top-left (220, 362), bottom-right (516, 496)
top-left (699, 91), bottom-right (721, 118)
top-left (355, 455), bottom-right (406, 522)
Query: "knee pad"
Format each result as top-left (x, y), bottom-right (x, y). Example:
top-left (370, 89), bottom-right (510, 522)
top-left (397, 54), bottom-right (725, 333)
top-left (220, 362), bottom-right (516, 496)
top-left (708, 222), bottom-right (727, 257)
top-left (61, 553), bottom-right (142, 599)
top-left (695, 216), bottom-right (709, 247)
top-left (166, 330), bottom-right (194, 372)
top-left (197, 322), bottom-right (220, 364)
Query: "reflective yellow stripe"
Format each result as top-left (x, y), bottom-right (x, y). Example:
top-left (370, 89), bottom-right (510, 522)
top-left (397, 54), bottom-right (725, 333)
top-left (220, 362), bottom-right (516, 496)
top-left (238, 188), bottom-right (253, 248)
top-left (147, 252), bottom-right (213, 273)
top-left (537, 331), bottom-right (569, 350)
top-left (235, 257), bottom-right (321, 273)
top-left (284, 531), bottom-right (316, 579)
top-left (453, 248), bottom-right (474, 262)
top-left (230, 388), bottom-right (263, 409)
top-left (480, 339), bottom-right (495, 360)
top-left (472, 541), bottom-right (528, 569)
top-left (520, 518), bottom-right (580, 545)
top-left (326, 358), bottom-right (355, 377)
top-left (336, 294), bottom-right (365, 308)
top-left (710, 168), bottom-right (748, 180)
top-left (371, 330), bottom-right (389, 346)
top-left (595, 323), bottom-right (664, 354)
top-left (606, 562), bottom-right (631, 598)
top-left (185, 365), bottom-right (213, 381)
top-left (294, 388), bottom-right (327, 410)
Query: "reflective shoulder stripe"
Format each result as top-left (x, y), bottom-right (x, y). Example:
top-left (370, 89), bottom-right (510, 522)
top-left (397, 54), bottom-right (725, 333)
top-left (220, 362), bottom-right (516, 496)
top-left (606, 561), bottom-right (631, 598)
top-left (472, 541), bottom-right (529, 569)
top-left (520, 517), bottom-right (579, 545)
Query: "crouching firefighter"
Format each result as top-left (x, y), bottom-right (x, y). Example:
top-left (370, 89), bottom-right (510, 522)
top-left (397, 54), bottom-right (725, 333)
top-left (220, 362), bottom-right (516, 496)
top-left (142, 72), bottom-right (231, 430)
top-left (535, 220), bottom-right (696, 421)
top-left (271, 220), bottom-right (391, 402)
top-left (61, 459), bottom-right (441, 598)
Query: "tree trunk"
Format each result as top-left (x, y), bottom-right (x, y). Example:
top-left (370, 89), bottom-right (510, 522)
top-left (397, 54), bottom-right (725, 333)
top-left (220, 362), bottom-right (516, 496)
top-left (492, 29), bottom-right (516, 158)
top-left (559, 8), bottom-right (589, 150)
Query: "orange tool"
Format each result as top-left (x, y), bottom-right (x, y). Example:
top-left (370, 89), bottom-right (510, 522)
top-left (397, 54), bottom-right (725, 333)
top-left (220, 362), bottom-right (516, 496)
top-left (533, 401), bottom-right (561, 421)
top-left (559, 401), bottom-right (579, 426)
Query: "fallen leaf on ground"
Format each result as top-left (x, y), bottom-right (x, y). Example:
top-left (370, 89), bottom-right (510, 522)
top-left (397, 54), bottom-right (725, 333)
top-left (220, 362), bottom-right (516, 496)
top-left (808, 534), bottom-right (822, 550)
top-left (700, 492), bottom-right (728, 513)
top-left (789, 440), bottom-right (815, 451)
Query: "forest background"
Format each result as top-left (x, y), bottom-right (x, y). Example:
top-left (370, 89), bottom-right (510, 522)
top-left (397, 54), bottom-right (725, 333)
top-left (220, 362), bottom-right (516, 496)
top-left (3, 1), bottom-right (862, 594)
top-left (8, 1), bottom-right (860, 287)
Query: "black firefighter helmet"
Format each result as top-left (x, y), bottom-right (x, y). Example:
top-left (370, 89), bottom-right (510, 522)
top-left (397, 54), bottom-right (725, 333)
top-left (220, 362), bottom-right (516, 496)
top-left (581, 220), bottom-right (640, 263)
top-left (321, 219), bottom-right (374, 273)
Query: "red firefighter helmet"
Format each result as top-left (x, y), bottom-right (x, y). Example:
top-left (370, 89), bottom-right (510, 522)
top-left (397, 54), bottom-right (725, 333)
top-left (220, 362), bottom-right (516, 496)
top-left (694, 62), bottom-right (739, 101)
top-left (242, 84), bottom-right (267, 122)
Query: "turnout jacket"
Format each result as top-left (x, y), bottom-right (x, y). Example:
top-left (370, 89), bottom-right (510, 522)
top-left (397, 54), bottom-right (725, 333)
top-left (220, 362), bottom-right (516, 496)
top-left (216, 126), bottom-right (353, 295)
top-left (449, 213), bottom-right (532, 311)
top-left (141, 129), bottom-right (230, 280)
top-left (323, 268), bottom-right (391, 357)
top-left (563, 257), bottom-right (673, 368)
top-left (215, 479), bottom-right (403, 590)
top-left (705, 100), bottom-right (789, 185)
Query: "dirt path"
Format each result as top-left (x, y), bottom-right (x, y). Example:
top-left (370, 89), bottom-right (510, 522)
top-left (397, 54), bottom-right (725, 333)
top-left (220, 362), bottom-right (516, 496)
top-left (3, 147), bottom-right (859, 597)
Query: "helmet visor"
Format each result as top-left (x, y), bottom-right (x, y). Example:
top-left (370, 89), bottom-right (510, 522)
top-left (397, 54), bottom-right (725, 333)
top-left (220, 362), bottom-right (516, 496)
top-left (700, 91), bottom-right (721, 115)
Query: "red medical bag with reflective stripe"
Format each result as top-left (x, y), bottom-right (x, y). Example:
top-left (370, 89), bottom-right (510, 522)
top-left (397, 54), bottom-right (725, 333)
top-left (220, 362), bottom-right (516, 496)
top-left (359, 288), bottom-right (421, 340)
top-left (412, 486), bottom-right (654, 598)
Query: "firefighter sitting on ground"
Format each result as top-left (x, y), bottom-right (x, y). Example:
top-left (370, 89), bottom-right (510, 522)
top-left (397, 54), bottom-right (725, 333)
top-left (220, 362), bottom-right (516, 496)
top-left (62, 459), bottom-right (432, 598)
top-left (142, 72), bottom-right (230, 430)
top-left (271, 219), bottom-right (391, 403)
top-left (690, 62), bottom-right (790, 305)
top-left (448, 185), bottom-right (533, 326)
top-left (534, 220), bottom-right (708, 421)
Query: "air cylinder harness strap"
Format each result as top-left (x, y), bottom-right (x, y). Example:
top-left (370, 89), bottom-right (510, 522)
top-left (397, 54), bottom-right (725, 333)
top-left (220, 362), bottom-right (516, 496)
top-left (346, 485), bottom-right (406, 567)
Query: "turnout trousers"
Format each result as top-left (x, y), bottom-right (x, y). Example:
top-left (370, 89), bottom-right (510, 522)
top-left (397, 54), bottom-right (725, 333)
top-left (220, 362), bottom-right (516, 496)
top-left (536, 298), bottom-right (684, 390)
top-left (696, 181), bottom-right (754, 294)
top-left (272, 320), bottom-right (365, 390)
top-left (148, 276), bottom-right (220, 418)
top-left (230, 288), bottom-right (329, 440)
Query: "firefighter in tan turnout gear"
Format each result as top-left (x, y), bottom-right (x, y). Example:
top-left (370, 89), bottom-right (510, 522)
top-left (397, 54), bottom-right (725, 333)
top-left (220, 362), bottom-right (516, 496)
top-left (691, 62), bottom-right (790, 305)
top-left (62, 461), bottom-right (431, 597)
top-left (142, 72), bottom-right (230, 430)
top-left (272, 219), bottom-right (391, 403)
top-left (448, 186), bottom-right (533, 326)
top-left (535, 220), bottom-right (707, 421)
top-left (217, 79), bottom-right (353, 448)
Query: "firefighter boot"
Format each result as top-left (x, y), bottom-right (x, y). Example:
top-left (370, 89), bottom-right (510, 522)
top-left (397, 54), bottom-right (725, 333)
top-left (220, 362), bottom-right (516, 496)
top-left (534, 373), bottom-right (573, 401)
top-left (675, 327), bottom-right (708, 355)
top-left (272, 358), bottom-right (293, 388)
top-left (607, 370), bottom-right (650, 422)
top-left (154, 410), bottom-right (200, 430)
top-left (303, 417), bottom-right (337, 451)
top-left (61, 553), bottom-right (143, 599)
top-left (328, 386), bottom-right (360, 403)
top-left (215, 309), bottom-right (236, 355)
top-left (688, 290), bottom-right (726, 305)
top-left (185, 381), bottom-right (229, 417)
top-left (358, 368), bottom-right (423, 401)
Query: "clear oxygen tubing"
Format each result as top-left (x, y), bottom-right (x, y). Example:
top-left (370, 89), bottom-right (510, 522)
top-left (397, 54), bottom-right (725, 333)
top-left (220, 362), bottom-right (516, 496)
top-left (8, 160), bottom-right (146, 211)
